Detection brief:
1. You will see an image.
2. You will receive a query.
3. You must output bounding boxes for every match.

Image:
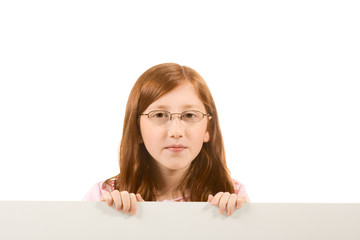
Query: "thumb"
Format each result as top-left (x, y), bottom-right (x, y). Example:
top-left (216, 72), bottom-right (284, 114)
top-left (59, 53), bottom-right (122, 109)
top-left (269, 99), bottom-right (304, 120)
top-left (136, 193), bottom-right (145, 202)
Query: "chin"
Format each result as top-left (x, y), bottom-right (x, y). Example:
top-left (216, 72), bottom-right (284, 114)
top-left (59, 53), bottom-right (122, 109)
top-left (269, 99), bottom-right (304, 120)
top-left (163, 162), bottom-right (192, 171)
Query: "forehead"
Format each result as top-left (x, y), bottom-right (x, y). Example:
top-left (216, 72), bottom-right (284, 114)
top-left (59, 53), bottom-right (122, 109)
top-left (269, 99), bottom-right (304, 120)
top-left (147, 82), bottom-right (205, 111)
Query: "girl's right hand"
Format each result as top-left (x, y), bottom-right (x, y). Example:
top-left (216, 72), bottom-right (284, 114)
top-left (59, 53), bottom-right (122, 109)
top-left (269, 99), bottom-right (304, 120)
top-left (100, 190), bottom-right (145, 215)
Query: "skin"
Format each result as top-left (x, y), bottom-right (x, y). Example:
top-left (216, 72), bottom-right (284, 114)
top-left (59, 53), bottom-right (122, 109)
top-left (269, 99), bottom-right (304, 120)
top-left (100, 82), bottom-right (247, 215)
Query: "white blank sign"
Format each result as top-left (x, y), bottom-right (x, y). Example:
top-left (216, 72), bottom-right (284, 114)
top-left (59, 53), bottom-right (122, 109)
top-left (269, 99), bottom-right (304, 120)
top-left (0, 202), bottom-right (359, 240)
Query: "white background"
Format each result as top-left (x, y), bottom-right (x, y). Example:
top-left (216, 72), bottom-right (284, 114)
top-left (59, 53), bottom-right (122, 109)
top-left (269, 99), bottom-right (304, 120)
top-left (0, 0), bottom-right (359, 202)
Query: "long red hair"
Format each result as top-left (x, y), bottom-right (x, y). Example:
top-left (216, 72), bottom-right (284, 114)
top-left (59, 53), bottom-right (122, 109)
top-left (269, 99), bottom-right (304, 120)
top-left (104, 63), bottom-right (235, 201)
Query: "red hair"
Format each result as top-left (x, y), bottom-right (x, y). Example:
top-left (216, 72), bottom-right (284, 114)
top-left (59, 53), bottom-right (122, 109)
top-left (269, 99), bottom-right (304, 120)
top-left (104, 63), bottom-right (234, 201)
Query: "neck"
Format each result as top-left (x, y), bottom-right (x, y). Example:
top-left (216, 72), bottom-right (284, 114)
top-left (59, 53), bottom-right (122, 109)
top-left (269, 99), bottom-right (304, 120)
top-left (151, 161), bottom-right (189, 199)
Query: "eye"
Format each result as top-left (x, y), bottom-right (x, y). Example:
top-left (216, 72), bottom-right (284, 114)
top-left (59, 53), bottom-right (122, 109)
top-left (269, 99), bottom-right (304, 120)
top-left (182, 111), bottom-right (202, 121)
top-left (151, 111), bottom-right (169, 118)
top-left (183, 113), bottom-right (196, 118)
top-left (155, 113), bottom-right (165, 118)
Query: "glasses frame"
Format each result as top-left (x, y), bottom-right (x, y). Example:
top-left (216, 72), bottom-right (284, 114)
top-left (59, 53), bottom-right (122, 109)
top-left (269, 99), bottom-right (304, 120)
top-left (140, 110), bottom-right (212, 123)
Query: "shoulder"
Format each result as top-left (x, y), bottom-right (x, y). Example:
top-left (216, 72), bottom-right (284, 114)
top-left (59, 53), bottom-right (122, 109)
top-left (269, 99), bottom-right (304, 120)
top-left (231, 178), bottom-right (251, 203)
top-left (81, 179), bottom-right (116, 201)
top-left (101, 179), bottom-right (116, 192)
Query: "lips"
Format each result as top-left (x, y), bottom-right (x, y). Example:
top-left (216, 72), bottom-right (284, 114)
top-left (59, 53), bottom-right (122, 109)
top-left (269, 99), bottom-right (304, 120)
top-left (166, 144), bottom-right (186, 148)
top-left (165, 145), bottom-right (187, 152)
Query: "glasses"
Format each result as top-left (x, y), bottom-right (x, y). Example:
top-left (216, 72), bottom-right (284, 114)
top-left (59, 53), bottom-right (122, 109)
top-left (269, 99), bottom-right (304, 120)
top-left (141, 110), bottom-right (212, 125)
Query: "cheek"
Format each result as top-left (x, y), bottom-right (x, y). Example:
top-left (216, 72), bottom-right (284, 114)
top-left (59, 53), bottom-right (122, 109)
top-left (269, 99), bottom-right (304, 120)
top-left (140, 125), bottom-right (163, 152)
top-left (142, 128), bottom-right (158, 141)
top-left (187, 125), bottom-right (208, 143)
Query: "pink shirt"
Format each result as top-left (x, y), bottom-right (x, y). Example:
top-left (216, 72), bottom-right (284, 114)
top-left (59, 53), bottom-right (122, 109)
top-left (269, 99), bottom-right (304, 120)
top-left (82, 178), bottom-right (250, 202)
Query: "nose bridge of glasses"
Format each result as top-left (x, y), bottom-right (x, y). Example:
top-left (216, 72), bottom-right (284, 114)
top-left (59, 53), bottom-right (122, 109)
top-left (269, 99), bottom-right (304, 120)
top-left (169, 112), bottom-right (183, 121)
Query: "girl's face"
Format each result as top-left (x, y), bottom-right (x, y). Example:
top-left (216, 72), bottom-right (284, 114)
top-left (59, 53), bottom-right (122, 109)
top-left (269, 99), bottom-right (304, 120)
top-left (139, 82), bottom-right (210, 172)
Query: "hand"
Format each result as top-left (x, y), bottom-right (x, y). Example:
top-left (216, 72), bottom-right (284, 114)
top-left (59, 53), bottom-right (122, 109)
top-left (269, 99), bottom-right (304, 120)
top-left (207, 192), bottom-right (247, 216)
top-left (100, 190), bottom-right (145, 215)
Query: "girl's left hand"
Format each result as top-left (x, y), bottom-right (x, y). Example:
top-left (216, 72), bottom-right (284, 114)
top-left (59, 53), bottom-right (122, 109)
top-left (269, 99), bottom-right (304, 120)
top-left (207, 192), bottom-right (247, 216)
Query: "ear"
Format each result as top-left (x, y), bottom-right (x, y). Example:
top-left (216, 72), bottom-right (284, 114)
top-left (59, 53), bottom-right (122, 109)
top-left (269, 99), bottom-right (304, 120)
top-left (203, 131), bottom-right (210, 143)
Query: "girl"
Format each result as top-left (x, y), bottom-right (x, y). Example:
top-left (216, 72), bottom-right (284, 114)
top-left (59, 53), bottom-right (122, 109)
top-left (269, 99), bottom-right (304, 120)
top-left (82, 63), bottom-right (250, 216)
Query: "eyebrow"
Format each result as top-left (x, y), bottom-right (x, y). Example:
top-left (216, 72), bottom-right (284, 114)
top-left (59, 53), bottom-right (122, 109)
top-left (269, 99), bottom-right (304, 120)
top-left (151, 104), bottom-right (204, 110)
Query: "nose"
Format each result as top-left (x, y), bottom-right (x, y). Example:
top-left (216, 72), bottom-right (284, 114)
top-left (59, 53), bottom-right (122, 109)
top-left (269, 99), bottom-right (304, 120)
top-left (167, 114), bottom-right (184, 139)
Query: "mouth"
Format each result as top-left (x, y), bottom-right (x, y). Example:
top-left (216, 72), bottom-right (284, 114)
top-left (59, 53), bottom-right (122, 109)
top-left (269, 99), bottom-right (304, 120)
top-left (165, 145), bottom-right (187, 152)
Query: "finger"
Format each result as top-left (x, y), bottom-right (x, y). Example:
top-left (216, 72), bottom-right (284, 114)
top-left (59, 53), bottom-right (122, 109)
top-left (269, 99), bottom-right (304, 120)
top-left (136, 193), bottom-right (145, 202)
top-left (207, 194), bottom-right (214, 202)
top-left (227, 194), bottom-right (238, 216)
top-left (236, 197), bottom-right (247, 209)
top-left (101, 191), bottom-right (113, 207)
top-left (218, 192), bottom-right (231, 215)
top-left (211, 192), bottom-right (224, 206)
top-left (129, 193), bottom-right (137, 215)
top-left (111, 190), bottom-right (122, 211)
top-left (100, 191), bottom-right (110, 202)
top-left (120, 191), bottom-right (131, 214)
top-left (100, 192), bottom-right (106, 201)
